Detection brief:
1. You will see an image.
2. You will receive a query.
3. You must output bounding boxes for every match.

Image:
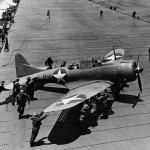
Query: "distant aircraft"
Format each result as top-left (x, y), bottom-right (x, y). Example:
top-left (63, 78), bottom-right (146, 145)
top-left (5, 48), bottom-right (143, 112)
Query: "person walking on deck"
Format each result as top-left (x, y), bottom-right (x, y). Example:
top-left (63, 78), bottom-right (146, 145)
top-left (47, 10), bottom-right (50, 19)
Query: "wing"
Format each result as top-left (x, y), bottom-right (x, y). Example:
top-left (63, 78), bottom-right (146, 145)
top-left (43, 80), bottom-right (113, 112)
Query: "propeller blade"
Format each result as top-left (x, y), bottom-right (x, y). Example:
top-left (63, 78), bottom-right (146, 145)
top-left (137, 74), bottom-right (142, 93)
top-left (113, 46), bottom-right (116, 60)
top-left (135, 55), bottom-right (143, 93)
top-left (132, 92), bottom-right (140, 108)
top-left (136, 55), bottom-right (139, 68)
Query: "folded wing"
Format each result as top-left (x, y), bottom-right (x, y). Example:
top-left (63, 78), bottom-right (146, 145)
top-left (43, 80), bottom-right (113, 112)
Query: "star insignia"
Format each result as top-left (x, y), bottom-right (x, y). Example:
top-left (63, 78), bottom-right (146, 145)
top-left (61, 95), bottom-right (83, 104)
top-left (52, 69), bottom-right (67, 84)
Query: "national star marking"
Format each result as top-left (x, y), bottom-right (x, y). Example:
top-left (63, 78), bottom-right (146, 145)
top-left (53, 69), bottom-right (66, 83)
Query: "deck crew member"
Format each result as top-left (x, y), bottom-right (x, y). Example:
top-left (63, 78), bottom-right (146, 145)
top-left (45, 57), bottom-right (54, 69)
top-left (61, 60), bottom-right (66, 67)
top-left (29, 78), bottom-right (36, 100)
top-left (30, 111), bottom-right (49, 147)
top-left (99, 91), bottom-right (109, 119)
top-left (0, 81), bottom-right (9, 93)
top-left (79, 102), bottom-right (90, 134)
top-left (105, 87), bottom-right (115, 112)
top-left (132, 10), bottom-right (136, 18)
top-left (25, 76), bottom-right (31, 94)
top-left (12, 78), bottom-right (20, 105)
top-left (47, 10), bottom-right (50, 19)
top-left (16, 89), bottom-right (30, 119)
top-left (89, 97), bottom-right (98, 126)
top-left (25, 77), bottom-right (36, 100)
top-left (95, 93), bottom-right (104, 118)
top-left (100, 10), bottom-right (103, 17)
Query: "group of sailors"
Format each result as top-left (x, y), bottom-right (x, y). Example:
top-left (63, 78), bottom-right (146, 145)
top-left (79, 86), bottom-right (115, 134)
top-left (0, 3), bottom-right (19, 48)
top-left (12, 77), bottom-right (36, 119)
top-left (9, 76), bottom-right (49, 147)
top-left (45, 56), bottom-right (67, 69)
top-left (0, 76), bottom-right (49, 147)
top-left (2, 5), bottom-right (17, 22)
top-left (44, 56), bottom-right (103, 70)
top-left (79, 79), bottom-right (129, 135)
top-left (100, 6), bottom-right (138, 20)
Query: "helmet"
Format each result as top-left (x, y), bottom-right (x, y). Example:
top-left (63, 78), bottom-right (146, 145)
top-left (33, 112), bottom-right (38, 117)
top-left (106, 88), bottom-right (112, 93)
top-left (96, 93), bottom-right (101, 98)
top-left (90, 96), bottom-right (96, 102)
top-left (83, 103), bottom-right (89, 109)
top-left (27, 76), bottom-right (31, 81)
top-left (16, 78), bottom-right (19, 82)
top-left (1, 81), bottom-right (5, 85)
top-left (63, 60), bottom-right (66, 64)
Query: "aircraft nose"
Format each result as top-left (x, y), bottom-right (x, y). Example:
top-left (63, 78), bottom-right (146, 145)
top-left (135, 67), bottom-right (143, 73)
top-left (139, 67), bottom-right (143, 73)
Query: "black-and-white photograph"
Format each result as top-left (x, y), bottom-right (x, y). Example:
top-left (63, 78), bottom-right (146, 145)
top-left (0, 0), bottom-right (150, 149)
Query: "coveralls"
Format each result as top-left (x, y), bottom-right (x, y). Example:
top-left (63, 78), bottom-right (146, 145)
top-left (0, 82), bottom-right (9, 93)
top-left (132, 10), bottom-right (136, 18)
top-left (100, 10), bottom-right (103, 17)
top-left (98, 92), bottom-right (109, 119)
top-left (105, 87), bottom-right (115, 112)
top-left (26, 78), bottom-right (35, 100)
top-left (79, 103), bottom-right (90, 134)
top-left (89, 98), bottom-right (97, 126)
top-left (95, 93), bottom-right (104, 118)
top-left (45, 57), bottom-right (54, 69)
top-left (12, 81), bottom-right (20, 105)
top-left (16, 91), bottom-right (30, 119)
top-left (61, 60), bottom-right (66, 67)
top-left (30, 112), bottom-right (48, 147)
top-left (47, 10), bottom-right (50, 19)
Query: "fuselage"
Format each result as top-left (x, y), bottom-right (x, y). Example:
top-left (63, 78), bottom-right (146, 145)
top-left (5, 59), bottom-right (137, 90)
top-left (34, 60), bottom-right (137, 84)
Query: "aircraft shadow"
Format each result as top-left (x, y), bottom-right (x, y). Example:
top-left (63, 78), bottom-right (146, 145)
top-left (0, 86), bottom-right (68, 106)
top-left (33, 137), bottom-right (53, 147)
top-left (48, 104), bottom-right (83, 145)
top-left (116, 94), bottom-right (143, 104)
top-left (0, 94), bottom-right (14, 106)
top-left (21, 114), bottom-right (32, 119)
top-left (39, 86), bottom-right (69, 94)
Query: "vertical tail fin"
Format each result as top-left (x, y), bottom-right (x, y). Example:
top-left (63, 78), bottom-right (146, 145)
top-left (104, 48), bottom-right (125, 61)
top-left (15, 53), bottom-right (43, 78)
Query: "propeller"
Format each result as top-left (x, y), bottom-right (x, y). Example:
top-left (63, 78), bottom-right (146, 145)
top-left (135, 56), bottom-right (143, 93)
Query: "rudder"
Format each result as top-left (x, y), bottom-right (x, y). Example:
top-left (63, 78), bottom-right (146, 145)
top-left (15, 53), bottom-right (43, 78)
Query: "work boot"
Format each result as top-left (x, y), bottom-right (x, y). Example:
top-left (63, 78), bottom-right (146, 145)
top-left (19, 113), bottom-right (23, 119)
top-left (30, 142), bottom-right (35, 147)
top-left (19, 114), bottom-right (21, 119)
